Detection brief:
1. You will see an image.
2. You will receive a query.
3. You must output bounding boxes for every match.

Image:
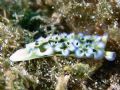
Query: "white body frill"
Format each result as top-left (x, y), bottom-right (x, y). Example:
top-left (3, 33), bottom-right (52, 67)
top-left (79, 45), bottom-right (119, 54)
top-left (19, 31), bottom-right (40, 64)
top-left (10, 47), bottom-right (54, 62)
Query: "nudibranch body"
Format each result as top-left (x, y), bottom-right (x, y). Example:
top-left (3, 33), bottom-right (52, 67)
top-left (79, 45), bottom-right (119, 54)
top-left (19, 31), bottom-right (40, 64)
top-left (10, 33), bottom-right (116, 62)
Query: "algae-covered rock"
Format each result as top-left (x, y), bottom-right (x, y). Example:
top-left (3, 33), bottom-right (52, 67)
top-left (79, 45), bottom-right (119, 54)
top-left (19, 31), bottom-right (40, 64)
top-left (0, 0), bottom-right (120, 90)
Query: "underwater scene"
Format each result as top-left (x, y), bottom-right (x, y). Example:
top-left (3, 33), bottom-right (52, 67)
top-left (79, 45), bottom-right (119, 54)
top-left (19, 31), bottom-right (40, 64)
top-left (0, 0), bottom-right (120, 90)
